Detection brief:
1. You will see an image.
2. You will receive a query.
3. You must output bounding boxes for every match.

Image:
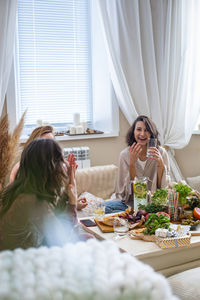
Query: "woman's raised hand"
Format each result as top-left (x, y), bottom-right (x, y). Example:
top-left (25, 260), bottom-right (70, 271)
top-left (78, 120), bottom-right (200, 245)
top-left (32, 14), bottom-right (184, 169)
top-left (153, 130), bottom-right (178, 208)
top-left (129, 142), bottom-right (142, 165)
top-left (147, 147), bottom-right (164, 168)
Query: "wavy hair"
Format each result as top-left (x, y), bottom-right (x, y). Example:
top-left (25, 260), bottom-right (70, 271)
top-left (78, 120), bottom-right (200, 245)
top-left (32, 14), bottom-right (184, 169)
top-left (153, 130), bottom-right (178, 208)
top-left (126, 115), bottom-right (161, 146)
top-left (0, 139), bottom-right (68, 215)
top-left (23, 125), bottom-right (54, 148)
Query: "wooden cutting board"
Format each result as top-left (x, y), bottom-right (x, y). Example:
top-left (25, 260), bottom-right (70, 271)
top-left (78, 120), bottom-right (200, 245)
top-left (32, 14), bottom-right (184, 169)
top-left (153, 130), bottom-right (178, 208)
top-left (94, 219), bottom-right (114, 233)
top-left (190, 231), bottom-right (200, 236)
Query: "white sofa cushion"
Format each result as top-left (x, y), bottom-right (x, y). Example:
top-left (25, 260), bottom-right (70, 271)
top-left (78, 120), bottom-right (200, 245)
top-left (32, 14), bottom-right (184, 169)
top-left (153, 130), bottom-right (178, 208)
top-left (187, 176), bottom-right (200, 192)
top-left (0, 239), bottom-right (177, 300)
top-left (76, 164), bottom-right (118, 200)
top-left (168, 267), bottom-right (200, 300)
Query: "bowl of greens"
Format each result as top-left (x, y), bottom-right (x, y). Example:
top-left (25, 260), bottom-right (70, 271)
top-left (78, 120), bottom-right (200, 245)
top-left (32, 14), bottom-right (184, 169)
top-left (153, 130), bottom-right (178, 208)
top-left (173, 183), bottom-right (192, 205)
top-left (151, 188), bottom-right (168, 206)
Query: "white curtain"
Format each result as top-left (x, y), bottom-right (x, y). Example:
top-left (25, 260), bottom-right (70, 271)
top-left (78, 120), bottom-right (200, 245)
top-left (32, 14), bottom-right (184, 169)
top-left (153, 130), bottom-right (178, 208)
top-left (0, 0), bottom-right (17, 115)
top-left (97, 0), bottom-right (200, 182)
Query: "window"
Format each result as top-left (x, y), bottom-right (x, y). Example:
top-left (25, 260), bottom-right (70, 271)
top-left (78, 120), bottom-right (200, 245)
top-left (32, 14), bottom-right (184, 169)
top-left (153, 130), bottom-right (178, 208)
top-left (9, 0), bottom-right (118, 136)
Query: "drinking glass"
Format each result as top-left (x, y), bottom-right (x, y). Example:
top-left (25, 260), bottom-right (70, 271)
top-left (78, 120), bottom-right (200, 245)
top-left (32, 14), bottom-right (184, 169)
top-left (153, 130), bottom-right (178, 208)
top-left (146, 138), bottom-right (157, 158)
top-left (113, 217), bottom-right (129, 240)
top-left (93, 199), bottom-right (106, 220)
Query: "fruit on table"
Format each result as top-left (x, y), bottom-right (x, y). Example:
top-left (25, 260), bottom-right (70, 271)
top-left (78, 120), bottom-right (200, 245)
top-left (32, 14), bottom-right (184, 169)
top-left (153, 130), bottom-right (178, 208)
top-left (193, 207), bottom-right (200, 220)
top-left (156, 212), bottom-right (170, 219)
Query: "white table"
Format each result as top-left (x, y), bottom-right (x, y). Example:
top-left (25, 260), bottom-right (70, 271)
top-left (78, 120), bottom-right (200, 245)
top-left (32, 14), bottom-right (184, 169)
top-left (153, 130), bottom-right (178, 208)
top-left (80, 218), bottom-right (200, 277)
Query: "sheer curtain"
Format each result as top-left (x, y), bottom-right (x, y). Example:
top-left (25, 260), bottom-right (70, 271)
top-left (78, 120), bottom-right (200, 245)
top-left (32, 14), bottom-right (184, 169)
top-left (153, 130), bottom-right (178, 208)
top-left (97, 0), bottom-right (200, 182)
top-left (0, 0), bottom-right (17, 115)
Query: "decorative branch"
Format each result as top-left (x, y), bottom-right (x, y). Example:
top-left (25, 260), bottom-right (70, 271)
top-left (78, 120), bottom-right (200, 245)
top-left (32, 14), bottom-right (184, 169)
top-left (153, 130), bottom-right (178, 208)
top-left (0, 112), bottom-right (26, 188)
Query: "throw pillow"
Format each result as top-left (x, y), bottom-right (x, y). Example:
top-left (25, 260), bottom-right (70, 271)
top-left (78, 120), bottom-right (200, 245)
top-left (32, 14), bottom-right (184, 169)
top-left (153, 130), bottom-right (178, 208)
top-left (168, 267), bottom-right (200, 300)
top-left (187, 176), bottom-right (200, 192)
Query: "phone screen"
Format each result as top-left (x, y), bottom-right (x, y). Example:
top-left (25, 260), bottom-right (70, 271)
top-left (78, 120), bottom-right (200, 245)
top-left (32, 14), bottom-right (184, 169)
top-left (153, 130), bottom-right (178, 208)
top-left (80, 219), bottom-right (97, 227)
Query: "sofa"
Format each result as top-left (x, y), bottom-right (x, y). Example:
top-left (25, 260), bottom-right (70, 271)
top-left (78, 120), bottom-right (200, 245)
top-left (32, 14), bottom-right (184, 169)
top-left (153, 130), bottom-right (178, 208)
top-left (76, 164), bottom-right (118, 200)
top-left (76, 164), bottom-right (118, 218)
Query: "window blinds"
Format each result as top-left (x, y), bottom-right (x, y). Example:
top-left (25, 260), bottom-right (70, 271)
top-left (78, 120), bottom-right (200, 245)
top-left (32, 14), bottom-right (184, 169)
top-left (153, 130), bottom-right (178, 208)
top-left (16, 0), bottom-right (92, 128)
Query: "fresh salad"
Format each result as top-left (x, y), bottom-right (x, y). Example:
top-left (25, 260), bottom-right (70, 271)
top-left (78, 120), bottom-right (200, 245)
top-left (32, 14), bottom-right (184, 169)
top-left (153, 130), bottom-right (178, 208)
top-left (173, 183), bottom-right (192, 204)
top-left (151, 188), bottom-right (168, 206)
top-left (144, 213), bottom-right (170, 235)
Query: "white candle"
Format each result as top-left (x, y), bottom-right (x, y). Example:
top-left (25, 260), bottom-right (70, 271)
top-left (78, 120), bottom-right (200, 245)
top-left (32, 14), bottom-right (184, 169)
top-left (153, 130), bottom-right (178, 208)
top-left (70, 126), bottom-right (76, 134)
top-left (80, 122), bottom-right (87, 132)
top-left (73, 113), bottom-right (80, 126)
top-left (75, 125), bottom-right (84, 134)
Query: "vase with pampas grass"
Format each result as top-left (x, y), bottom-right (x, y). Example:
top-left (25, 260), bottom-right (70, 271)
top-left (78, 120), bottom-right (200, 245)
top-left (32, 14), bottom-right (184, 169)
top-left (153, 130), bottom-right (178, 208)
top-left (0, 112), bottom-right (26, 189)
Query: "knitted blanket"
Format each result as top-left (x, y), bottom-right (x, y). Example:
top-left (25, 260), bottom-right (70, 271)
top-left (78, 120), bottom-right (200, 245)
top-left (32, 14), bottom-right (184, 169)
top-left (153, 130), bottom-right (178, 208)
top-left (0, 239), bottom-right (178, 300)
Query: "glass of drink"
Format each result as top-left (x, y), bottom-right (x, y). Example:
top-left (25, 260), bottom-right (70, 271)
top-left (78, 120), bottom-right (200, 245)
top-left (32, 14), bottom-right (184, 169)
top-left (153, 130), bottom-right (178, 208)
top-left (146, 138), bottom-right (157, 158)
top-left (113, 217), bottom-right (129, 240)
top-left (93, 199), bottom-right (106, 220)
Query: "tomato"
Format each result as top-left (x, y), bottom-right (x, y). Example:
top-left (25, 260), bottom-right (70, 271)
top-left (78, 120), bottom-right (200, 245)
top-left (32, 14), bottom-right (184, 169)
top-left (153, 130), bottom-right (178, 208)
top-left (145, 213), bottom-right (150, 222)
top-left (193, 207), bottom-right (200, 220)
top-left (156, 212), bottom-right (170, 219)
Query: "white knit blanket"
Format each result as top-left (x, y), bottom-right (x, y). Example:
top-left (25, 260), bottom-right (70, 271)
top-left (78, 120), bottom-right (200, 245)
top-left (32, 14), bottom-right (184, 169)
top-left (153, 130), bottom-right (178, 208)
top-left (0, 240), bottom-right (178, 300)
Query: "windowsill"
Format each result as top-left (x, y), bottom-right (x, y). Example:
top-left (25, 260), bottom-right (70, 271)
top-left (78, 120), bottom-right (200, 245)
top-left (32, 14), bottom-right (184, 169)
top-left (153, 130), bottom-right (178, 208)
top-left (193, 130), bottom-right (200, 135)
top-left (20, 131), bottom-right (119, 143)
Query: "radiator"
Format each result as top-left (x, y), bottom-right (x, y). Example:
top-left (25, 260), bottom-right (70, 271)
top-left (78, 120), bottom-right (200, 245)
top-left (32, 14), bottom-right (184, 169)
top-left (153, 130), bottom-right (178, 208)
top-left (63, 147), bottom-right (90, 169)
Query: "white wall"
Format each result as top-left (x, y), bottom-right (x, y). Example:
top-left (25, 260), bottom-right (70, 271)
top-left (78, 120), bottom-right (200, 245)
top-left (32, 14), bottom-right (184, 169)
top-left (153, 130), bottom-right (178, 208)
top-left (58, 109), bottom-right (129, 167)
top-left (175, 135), bottom-right (200, 178)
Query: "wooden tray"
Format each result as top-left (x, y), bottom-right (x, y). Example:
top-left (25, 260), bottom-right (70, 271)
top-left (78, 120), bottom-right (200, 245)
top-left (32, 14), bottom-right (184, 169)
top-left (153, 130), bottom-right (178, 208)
top-left (66, 129), bottom-right (104, 136)
top-left (94, 219), bottom-right (114, 233)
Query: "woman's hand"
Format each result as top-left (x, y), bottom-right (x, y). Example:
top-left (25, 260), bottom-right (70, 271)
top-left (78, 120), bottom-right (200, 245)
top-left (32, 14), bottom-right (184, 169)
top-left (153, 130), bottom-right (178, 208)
top-left (129, 142), bottom-right (142, 165)
top-left (129, 142), bottom-right (142, 180)
top-left (148, 147), bottom-right (164, 168)
top-left (77, 197), bottom-right (88, 210)
top-left (148, 147), bottom-right (165, 188)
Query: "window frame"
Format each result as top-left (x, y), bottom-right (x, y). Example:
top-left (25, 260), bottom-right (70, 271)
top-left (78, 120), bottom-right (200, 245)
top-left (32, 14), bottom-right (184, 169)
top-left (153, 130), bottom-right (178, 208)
top-left (6, 0), bottom-right (119, 140)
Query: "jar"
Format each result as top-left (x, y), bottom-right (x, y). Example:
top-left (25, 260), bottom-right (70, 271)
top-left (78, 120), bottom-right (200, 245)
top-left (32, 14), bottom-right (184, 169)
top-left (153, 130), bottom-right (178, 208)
top-left (133, 176), bottom-right (148, 211)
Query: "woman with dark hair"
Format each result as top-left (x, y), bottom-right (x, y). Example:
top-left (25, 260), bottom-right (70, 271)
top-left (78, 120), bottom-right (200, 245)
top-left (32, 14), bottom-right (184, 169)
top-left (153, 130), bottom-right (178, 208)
top-left (9, 125), bottom-right (88, 211)
top-left (105, 115), bottom-right (170, 213)
top-left (0, 138), bottom-right (92, 250)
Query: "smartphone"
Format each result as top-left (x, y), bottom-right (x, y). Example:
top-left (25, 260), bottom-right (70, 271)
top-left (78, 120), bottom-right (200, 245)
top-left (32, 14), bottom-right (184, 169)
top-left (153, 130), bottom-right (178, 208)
top-left (80, 219), bottom-right (97, 227)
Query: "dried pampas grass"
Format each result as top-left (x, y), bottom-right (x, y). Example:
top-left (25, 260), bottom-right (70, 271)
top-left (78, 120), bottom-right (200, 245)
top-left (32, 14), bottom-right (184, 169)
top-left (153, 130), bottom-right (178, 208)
top-left (0, 112), bottom-right (26, 188)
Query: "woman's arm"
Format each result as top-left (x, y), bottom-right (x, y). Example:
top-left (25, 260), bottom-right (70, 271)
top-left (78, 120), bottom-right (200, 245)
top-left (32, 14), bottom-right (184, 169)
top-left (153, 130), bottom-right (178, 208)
top-left (9, 162), bottom-right (20, 183)
top-left (129, 143), bottom-right (142, 180)
top-left (148, 147), bottom-right (170, 188)
top-left (157, 163), bottom-right (165, 188)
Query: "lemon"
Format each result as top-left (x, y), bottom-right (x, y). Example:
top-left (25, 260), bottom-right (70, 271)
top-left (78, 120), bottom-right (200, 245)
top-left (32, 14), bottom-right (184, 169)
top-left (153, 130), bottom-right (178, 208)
top-left (134, 183), bottom-right (147, 198)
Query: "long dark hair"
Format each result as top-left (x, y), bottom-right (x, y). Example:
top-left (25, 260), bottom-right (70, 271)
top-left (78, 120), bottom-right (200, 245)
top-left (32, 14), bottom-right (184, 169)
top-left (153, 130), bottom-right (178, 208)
top-left (0, 138), bottom-right (69, 215)
top-left (126, 115), bottom-right (161, 146)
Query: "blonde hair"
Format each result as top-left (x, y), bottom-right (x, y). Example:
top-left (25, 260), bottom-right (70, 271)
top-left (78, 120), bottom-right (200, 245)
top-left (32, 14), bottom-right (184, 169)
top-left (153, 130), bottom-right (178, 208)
top-left (23, 125), bottom-right (54, 148)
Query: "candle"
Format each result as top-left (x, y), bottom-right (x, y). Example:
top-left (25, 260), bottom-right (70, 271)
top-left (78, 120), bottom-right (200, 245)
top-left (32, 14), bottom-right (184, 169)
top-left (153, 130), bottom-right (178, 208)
top-left (75, 125), bottom-right (84, 134)
top-left (80, 122), bottom-right (87, 132)
top-left (73, 113), bottom-right (80, 126)
top-left (70, 126), bottom-right (76, 134)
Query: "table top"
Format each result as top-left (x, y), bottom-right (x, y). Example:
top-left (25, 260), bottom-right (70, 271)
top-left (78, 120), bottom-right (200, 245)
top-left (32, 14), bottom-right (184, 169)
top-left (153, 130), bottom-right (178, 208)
top-left (83, 221), bottom-right (200, 257)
